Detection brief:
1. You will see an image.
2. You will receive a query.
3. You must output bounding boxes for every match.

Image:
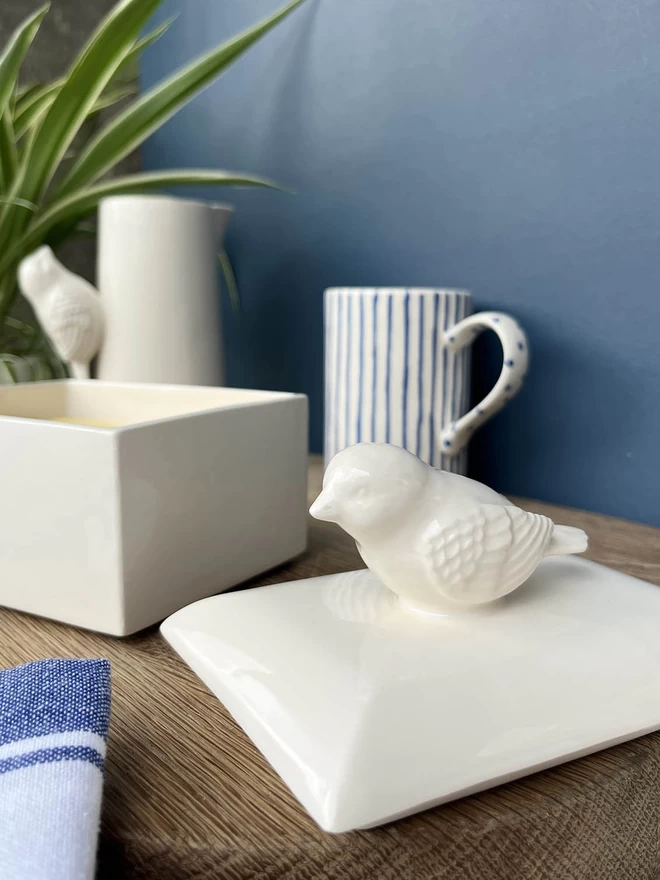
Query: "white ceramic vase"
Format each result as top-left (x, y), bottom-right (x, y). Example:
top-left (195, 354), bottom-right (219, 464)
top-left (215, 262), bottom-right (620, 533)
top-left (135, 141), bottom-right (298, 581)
top-left (96, 194), bottom-right (233, 386)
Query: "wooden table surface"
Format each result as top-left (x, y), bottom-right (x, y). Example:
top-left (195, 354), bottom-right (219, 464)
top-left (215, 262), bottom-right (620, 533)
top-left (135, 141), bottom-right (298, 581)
top-left (2, 459), bottom-right (660, 880)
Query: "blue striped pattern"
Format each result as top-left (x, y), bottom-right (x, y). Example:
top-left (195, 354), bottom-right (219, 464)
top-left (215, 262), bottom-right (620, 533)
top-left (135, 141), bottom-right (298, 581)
top-left (402, 292), bottom-right (410, 451)
top-left (0, 745), bottom-right (105, 776)
top-left (332, 292), bottom-right (344, 457)
top-left (0, 658), bottom-right (110, 880)
top-left (428, 293), bottom-right (440, 461)
top-left (324, 289), bottom-right (472, 472)
top-left (356, 295), bottom-right (365, 442)
top-left (415, 294), bottom-right (424, 458)
top-left (0, 659), bottom-right (110, 777)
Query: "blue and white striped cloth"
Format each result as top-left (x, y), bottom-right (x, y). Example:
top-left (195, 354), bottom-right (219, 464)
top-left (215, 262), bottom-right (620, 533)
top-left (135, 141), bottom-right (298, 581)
top-left (0, 658), bottom-right (111, 880)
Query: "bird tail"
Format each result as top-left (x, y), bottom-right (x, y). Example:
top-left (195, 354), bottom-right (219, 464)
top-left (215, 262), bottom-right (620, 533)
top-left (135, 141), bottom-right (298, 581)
top-left (546, 524), bottom-right (588, 557)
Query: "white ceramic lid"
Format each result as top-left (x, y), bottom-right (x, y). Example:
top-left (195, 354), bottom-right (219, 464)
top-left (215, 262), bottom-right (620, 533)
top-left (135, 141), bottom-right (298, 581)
top-left (162, 557), bottom-right (660, 833)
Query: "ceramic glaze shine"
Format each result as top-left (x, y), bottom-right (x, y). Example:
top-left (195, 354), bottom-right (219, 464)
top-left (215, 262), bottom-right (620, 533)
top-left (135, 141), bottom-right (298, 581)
top-left (310, 443), bottom-right (588, 612)
top-left (162, 557), bottom-right (660, 833)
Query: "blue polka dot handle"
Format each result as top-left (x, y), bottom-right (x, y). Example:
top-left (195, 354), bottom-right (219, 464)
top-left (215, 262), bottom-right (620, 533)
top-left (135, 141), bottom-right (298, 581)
top-left (439, 311), bottom-right (529, 456)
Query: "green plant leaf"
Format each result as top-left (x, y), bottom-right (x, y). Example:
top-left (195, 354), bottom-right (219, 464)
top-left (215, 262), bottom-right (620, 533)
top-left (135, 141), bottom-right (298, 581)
top-left (0, 169), bottom-right (279, 279)
top-left (56, 0), bottom-right (306, 197)
top-left (0, 352), bottom-right (34, 382)
top-left (16, 80), bottom-right (136, 141)
top-left (0, 160), bottom-right (31, 257)
top-left (13, 19), bottom-right (173, 139)
top-left (115, 16), bottom-right (176, 79)
top-left (13, 80), bottom-right (60, 138)
top-left (0, 4), bottom-right (49, 121)
top-left (16, 81), bottom-right (43, 100)
top-left (19, 0), bottom-right (166, 205)
top-left (218, 249), bottom-right (241, 315)
top-left (5, 315), bottom-right (38, 339)
top-left (72, 220), bottom-right (97, 238)
top-left (0, 110), bottom-right (19, 189)
top-left (88, 83), bottom-right (138, 117)
top-left (14, 80), bottom-right (59, 126)
top-left (0, 355), bottom-right (17, 383)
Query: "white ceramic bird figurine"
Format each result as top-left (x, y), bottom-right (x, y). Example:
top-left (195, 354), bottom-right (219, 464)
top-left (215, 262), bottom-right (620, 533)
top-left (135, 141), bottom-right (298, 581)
top-left (18, 246), bottom-right (104, 379)
top-left (310, 443), bottom-right (588, 613)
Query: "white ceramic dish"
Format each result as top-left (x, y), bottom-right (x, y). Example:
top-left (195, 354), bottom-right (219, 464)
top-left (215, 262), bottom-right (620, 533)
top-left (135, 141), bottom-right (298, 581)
top-left (0, 380), bottom-right (307, 636)
top-left (162, 557), bottom-right (660, 833)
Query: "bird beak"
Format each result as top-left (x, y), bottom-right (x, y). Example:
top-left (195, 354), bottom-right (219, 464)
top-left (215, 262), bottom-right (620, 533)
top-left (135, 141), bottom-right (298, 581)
top-left (309, 488), bottom-right (336, 522)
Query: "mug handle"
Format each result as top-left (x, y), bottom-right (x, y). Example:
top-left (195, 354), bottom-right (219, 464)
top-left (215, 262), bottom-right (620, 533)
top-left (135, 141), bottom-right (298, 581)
top-left (438, 311), bottom-right (529, 457)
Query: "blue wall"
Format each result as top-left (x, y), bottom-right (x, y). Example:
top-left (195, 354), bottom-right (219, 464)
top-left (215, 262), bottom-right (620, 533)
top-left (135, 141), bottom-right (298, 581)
top-left (141, 0), bottom-right (660, 526)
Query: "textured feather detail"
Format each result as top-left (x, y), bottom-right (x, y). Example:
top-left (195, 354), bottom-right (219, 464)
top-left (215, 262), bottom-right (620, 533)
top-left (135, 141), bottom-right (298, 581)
top-left (48, 299), bottom-right (95, 361)
top-left (423, 504), bottom-right (555, 603)
top-left (501, 508), bottom-right (554, 587)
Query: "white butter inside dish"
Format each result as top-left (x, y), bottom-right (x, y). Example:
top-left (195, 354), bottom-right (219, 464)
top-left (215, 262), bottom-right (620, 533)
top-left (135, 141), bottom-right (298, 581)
top-left (162, 557), bottom-right (660, 833)
top-left (0, 380), bottom-right (308, 636)
top-left (0, 378), bottom-right (295, 427)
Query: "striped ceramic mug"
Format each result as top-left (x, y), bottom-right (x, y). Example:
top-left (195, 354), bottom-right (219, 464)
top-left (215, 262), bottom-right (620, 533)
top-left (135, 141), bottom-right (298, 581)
top-left (324, 288), bottom-right (528, 472)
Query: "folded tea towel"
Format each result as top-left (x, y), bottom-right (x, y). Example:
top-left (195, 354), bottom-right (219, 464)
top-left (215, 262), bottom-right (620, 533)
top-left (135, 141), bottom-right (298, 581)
top-left (0, 658), bottom-right (111, 880)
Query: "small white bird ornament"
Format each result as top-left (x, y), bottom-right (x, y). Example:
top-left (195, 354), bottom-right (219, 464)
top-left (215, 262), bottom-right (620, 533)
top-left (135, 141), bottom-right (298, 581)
top-left (18, 245), bottom-right (104, 379)
top-left (310, 443), bottom-right (588, 613)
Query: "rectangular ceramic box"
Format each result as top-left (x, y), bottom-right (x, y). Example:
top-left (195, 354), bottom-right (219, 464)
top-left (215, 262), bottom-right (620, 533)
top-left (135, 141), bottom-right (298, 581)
top-left (0, 380), bottom-right (308, 636)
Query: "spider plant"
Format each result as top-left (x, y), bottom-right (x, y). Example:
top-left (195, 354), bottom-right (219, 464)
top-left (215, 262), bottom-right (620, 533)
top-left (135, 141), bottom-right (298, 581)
top-left (0, 0), bottom-right (304, 382)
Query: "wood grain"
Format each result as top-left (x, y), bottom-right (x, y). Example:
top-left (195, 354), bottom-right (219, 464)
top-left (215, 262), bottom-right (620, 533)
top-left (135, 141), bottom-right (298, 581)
top-left (1, 458), bottom-right (660, 880)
